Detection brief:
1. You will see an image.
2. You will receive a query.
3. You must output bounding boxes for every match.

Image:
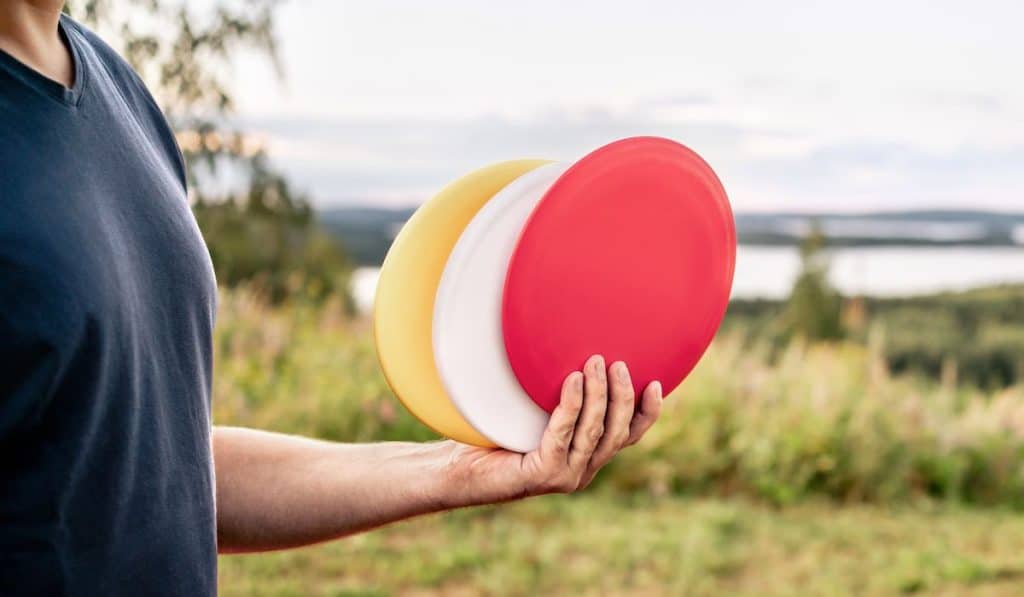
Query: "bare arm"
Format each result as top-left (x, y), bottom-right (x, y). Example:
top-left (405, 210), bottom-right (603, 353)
top-left (213, 429), bottom-right (461, 553)
top-left (214, 357), bottom-right (663, 553)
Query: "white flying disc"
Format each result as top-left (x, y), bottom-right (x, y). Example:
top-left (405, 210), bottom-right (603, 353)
top-left (432, 162), bottom-right (570, 452)
top-left (375, 159), bottom-right (548, 447)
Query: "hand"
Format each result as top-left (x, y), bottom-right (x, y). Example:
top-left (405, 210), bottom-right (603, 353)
top-left (441, 355), bottom-right (663, 505)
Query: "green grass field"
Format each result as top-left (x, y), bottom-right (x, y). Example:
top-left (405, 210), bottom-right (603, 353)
top-left (219, 495), bottom-right (1024, 596)
top-left (212, 288), bottom-right (1024, 595)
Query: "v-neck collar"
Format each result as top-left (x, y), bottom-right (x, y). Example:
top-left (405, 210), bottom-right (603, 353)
top-left (0, 14), bottom-right (87, 107)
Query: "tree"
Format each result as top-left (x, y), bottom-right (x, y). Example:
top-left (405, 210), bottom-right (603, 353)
top-left (784, 222), bottom-right (843, 341)
top-left (65, 0), bottom-right (352, 306)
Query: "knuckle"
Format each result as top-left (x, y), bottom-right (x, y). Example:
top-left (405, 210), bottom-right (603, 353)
top-left (587, 424), bottom-right (605, 443)
top-left (551, 438), bottom-right (570, 454)
top-left (557, 421), bottom-right (575, 440)
top-left (556, 398), bottom-right (580, 417)
top-left (538, 469), bottom-right (567, 493)
top-left (550, 474), bottom-right (577, 493)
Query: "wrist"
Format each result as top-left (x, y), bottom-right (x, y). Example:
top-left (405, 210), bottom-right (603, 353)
top-left (435, 441), bottom-right (533, 507)
top-left (405, 440), bottom-right (477, 512)
top-left (432, 440), bottom-right (481, 509)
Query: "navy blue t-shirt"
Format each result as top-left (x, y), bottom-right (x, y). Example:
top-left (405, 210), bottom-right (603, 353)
top-left (0, 16), bottom-right (217, 596)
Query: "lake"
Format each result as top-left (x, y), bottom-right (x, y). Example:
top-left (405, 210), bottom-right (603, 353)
top-left (350, 246), bottom-right (1024, 313)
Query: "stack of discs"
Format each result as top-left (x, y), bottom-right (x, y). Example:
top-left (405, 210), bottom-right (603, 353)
top-left (374, 137), bottom-right (736, 452)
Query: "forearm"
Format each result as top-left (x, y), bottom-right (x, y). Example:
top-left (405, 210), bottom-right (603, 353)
top-left (211, 357), bottom-right (664, 554)
top-left (213, 426), bottom-right (471, 553)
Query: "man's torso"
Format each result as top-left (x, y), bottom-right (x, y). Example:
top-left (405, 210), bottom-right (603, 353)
top-left (0, 15), bottom-right (218, 596)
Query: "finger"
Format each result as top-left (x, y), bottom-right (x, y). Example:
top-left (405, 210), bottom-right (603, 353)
top-left (626, 381), bottom-right (663, 446)
top-left (568, 355), bottom-right (608, 471)
top-left (586, 361), bottom-right (635, 471)
top-left (538, 371), bottom-right (584, 463)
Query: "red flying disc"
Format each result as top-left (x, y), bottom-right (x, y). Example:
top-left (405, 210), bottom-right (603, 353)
top-left (502, 136), bottom-right (736, 412)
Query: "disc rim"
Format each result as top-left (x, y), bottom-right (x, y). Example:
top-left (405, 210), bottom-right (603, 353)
top-left (374, 159), bottom-right (550, 446)
top-left (433, 163), bottom-right (570, 452)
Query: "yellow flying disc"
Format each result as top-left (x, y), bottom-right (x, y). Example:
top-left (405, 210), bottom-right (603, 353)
top-left (374, 159), bottom-right (550, 446)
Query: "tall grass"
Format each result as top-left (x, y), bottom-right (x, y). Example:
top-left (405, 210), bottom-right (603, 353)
top-left (212, 287), bottom-right (1024, 507)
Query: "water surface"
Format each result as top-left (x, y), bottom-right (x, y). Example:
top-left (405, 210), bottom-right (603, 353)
top-left (351, 246), bottom-right (1024, 313)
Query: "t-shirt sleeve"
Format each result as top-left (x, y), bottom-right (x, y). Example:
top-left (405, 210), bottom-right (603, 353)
top-left (127, 72), bottom-right (189, 191)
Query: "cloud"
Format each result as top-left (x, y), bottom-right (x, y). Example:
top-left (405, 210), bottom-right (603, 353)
top-left (635, 93), bottom-right (717, 110)
top-left (238, 108), bottom-right (762, 201)
top-left (237, 106), bottom-right (1024, 212)
top-left (917, 91), bottom-right (1007, 114)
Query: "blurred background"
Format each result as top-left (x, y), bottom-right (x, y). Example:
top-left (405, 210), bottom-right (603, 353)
top-left (69, 1), bottom-right (1024, 594)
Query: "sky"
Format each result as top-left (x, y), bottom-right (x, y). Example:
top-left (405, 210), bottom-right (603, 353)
top-left (231, 0), bottom-right (1024, 212)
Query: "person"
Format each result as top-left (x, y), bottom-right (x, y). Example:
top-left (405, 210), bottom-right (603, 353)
top-left (0, 3), bottom-right (664, 595)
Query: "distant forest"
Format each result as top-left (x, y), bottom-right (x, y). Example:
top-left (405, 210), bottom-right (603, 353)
top-left (320, 208), bottom-right (1024, 266)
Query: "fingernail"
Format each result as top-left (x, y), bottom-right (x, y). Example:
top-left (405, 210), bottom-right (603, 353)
top-left (591, 355), bottom-right (604, 373)
top-left (573, 372), bottom-right (583, 391)
top-left (614, 362), bottom-right (629, 383)
top-left (654, 381), bottom-right (663, 398)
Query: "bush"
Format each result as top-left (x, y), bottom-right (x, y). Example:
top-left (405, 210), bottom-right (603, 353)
top-left (194, 156), bottom-right (353, 308)
top-left (212, 288), bottom-right (1024, 508)
top-left (728, 285), bottom-right (1024, 389)
top-left (783, 225), bottom-right (843, 341)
